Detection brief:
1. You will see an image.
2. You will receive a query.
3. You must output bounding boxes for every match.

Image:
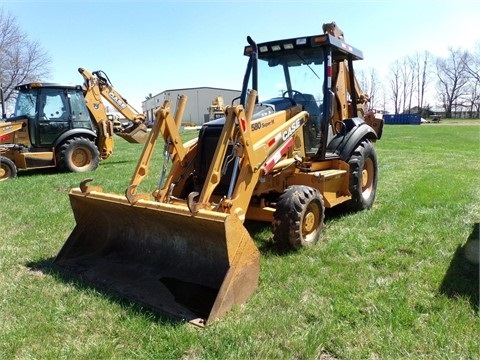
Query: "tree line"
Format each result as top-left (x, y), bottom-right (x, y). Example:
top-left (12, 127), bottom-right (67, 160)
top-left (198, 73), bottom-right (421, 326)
top-left (359, 43), bottom-right (480, 119)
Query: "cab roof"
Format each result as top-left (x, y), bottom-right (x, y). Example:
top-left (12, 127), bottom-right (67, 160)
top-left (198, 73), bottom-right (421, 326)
top-left (15, 83), bottom-right (83, 91)
top-left (244, 33), bottom-right (364, 63)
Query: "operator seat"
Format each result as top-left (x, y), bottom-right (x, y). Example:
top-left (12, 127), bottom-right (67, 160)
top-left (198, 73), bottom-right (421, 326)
top-left (293, 93), bottom-right (321, 151)
top-left (293, 93), bottom-right (320, 118)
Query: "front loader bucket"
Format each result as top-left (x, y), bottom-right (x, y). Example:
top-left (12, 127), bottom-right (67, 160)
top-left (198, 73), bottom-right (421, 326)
top-left (116, 124), bottom-right (148, 144)
top-left (54, 189), bottom-right (260, 326)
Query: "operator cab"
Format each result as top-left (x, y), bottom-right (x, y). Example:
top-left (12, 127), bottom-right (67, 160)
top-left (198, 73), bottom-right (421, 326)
top-left (13, 83), bottom-right (94, 148)
top-left (243, 33), bottom-right (364, 159)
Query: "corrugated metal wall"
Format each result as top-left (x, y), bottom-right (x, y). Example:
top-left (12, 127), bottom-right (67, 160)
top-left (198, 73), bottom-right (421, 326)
top-left (142, 87), bottom-right (241, 125)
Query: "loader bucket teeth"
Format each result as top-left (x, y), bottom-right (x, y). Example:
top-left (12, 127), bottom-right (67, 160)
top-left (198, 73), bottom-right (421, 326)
top-left (54, 189), bottom-right (260, 326)
top-left (116, 124), bottom-right (148, 144)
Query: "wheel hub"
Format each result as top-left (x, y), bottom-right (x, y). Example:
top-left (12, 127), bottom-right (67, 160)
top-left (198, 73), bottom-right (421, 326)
top-left (72, 148), bottom-right (88, 167)
top-left (303, 212), bottom-right (316, 233)
top-left (362, 169), bottom-right (368, 187)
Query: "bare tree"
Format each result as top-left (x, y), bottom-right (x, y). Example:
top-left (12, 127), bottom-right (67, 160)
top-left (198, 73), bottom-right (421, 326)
top-left (463, 41), bottom-right (480, 83)
top-left (435, 48), bottom-right (470, 118)
top-left (464, 78), bottom-right (480, 118)
top-left (0, 8), bottom-right (51, 108)
top-left (403, 56), bottom-right (416, 113)
top-left (388, 60), bottom-right (402, 114)
top-left (462, 43), bottom-right (480, 118)
top-left (409, 51), bottom-right (433, 113)
top-left (357, 68), bottom-right (383, 111)
top-left (388, 56), bottom-right (418, 114)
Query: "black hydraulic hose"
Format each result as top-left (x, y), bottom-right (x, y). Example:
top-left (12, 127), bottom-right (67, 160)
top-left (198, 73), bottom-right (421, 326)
top-left (240, 57), bottom-right (252, 107)
top-left (240, 36), bottom-right (258, 107)
top-left (93, 70), bottom-right (112, 87)
top-left (249, 36), bottom-right (258, 98)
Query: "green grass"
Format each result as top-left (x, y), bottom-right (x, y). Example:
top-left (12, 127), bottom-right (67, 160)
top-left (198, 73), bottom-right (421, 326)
top-left (1, 124), bottom-right (479, 359)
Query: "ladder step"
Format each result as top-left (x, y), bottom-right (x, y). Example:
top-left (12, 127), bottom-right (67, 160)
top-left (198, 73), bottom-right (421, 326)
top-left (317, 169), bottom-right (347, 179)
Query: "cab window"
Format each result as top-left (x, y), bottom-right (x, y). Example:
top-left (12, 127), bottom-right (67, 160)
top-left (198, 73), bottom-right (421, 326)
top-left (14, 90), bottom-right (37, 118)
top-left (69, 90), bottom-right (93, 129)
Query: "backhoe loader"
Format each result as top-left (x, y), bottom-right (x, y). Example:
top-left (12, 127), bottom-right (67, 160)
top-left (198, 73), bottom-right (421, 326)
top-left (0, 68), bottom-right (147, 181)
top-left (208, 96), bottom-right (226, 121)
top-left (54, 24), bottom-right (383, 326)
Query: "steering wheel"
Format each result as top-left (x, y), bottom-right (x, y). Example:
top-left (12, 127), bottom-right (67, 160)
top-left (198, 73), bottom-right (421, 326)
top-left (282, 90), bottom-right (308, 103)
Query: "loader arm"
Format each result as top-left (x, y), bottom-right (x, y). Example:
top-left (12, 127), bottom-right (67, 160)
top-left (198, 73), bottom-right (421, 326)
top-left (125, 96), bottom-right (191, 204)
top-left (221, 90), bottom-right (309, 213)
top-left (175, 90), bottom-right (309, 218)
top-left (227, 106), bottom-right (309, 217)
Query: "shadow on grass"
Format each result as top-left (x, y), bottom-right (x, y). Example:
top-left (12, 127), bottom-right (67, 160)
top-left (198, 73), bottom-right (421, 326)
top-left (14, 159), bottom-right (133, 179)
top-left (16, 167), bottom-right (59, 178)
top-left (26, 257), bottom-right (185, 326)
top-left (439, 223), bottom-right (479, 312)
top-left (244, 220), bottom-right (286, 254)
top-left (100, 159), bottom-right (135, 165)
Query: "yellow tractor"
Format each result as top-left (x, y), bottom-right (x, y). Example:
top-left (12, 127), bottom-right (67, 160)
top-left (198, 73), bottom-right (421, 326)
top-left (0, 68), bottom-right (147, 181)
top-left (207, 95), bottom-right (226, 121)
top-left (54, 25), bottom-right (383, 326)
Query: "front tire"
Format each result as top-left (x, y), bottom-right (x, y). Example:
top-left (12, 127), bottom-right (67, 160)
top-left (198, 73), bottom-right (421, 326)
top-left (0, 156), bottom-right (17, 181)
top-left (56, 137), bottom-right (100, 173)
top-left (273, 185), bottom-right (325, 250)
top-left (346, 140), bottom-right (378, 211)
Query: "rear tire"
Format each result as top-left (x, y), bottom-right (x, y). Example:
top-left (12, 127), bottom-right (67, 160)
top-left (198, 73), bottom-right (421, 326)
top-left (273, 185), bottom-right (325, 250)
top-left (0, 156), bottom-right (17, 181)
top-left (346, 140), bottom-right (378, 211)
top-left (56, 137), bottom-right (99, 173)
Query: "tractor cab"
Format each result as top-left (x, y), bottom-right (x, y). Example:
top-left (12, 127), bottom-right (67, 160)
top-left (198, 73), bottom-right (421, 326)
top-left (242, 33), bottom-right (366, 160)
top-left (13, 83), bottom-right (95, 148)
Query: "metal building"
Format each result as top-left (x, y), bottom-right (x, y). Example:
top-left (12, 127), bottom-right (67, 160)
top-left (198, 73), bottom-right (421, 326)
top-left (142, 87), bottom-right (241, 126)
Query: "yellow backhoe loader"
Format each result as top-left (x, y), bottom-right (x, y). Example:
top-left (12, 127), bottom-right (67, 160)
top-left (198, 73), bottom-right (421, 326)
top-left (207, 96), bottom-right (226, 121)
top-left (0, 68), bottom-right (148, 181)
top-left (54, 24), bottom-right (383, 326)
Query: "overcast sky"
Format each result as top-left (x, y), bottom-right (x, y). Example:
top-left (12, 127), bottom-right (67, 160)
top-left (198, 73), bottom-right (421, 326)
top-left (3, 0), bottom-right (480, 111)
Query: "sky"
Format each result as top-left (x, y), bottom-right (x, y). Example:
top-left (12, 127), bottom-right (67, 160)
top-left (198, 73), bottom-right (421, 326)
top-left (2, 0), bottom-right (480, 111)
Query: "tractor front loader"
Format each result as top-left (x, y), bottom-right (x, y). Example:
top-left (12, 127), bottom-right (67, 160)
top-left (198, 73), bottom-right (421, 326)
top-left (54, 26), bottom-right (383, 326)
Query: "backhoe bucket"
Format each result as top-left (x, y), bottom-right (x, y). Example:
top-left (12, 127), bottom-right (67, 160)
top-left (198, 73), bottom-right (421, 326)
top-left (116, 124), bottom-right (148, 144)
top-left (54, 189), bottom-right (261, 326)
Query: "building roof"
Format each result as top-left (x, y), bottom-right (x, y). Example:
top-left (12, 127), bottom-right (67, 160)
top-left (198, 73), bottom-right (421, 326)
top-left (157, 86), bottom-right (240, 94)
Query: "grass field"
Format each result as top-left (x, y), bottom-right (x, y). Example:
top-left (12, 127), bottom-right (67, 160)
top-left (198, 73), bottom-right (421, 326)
top-left (1, 122), bottom-right (479, 359)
